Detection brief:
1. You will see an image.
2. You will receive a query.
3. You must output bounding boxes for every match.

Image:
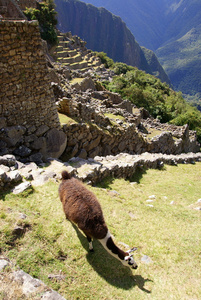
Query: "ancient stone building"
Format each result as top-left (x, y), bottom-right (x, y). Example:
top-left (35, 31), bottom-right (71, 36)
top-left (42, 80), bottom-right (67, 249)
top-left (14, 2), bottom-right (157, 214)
top-left (0, 4), bottom-right (66, 162)
top-left (0, 20), bottom-right (60, 129)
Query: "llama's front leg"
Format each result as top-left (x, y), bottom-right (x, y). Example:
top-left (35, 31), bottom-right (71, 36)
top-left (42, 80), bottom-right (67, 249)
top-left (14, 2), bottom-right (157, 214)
top-left (87, 236), bottom-right (94, 252)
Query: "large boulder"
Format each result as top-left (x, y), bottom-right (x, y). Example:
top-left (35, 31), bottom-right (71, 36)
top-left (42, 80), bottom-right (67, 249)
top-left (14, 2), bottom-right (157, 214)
top-left (41, 128), bottom-right (67, 159)
top-left (71, 77), bottom-right (95, 92)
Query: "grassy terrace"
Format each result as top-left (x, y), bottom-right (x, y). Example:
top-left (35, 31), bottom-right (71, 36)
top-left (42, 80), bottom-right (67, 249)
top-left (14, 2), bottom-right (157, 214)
top-left (58, 113), bottom-right (77, 125)
top-left (0, 163), bottom-right (201, 299)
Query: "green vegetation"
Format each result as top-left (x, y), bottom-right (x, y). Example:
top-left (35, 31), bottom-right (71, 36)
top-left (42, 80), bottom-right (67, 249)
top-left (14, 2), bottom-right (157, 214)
top-left (69, 78), bottom-right (85, 85)
top-left (1, 163), bottom-right (201, 299)
top-left (95, 52), bottom-right (201, 143)
top-left (58, 113), bottom-right (77, 125)
top-left (104, 113), bottom-right (125, 122)
top-left (94, 51), bottom-right (115, 69)
top-left (24, 0), bottom-right (58, 46)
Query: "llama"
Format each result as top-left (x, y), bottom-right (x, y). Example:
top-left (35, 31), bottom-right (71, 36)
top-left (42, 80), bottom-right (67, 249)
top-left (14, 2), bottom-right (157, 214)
top-left (59, 170), bottom-right (138, 269)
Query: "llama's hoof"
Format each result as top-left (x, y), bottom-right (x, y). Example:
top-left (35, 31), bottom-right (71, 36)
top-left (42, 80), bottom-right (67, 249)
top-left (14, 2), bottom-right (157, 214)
top-left (89, 248), bottom-right (94, 252)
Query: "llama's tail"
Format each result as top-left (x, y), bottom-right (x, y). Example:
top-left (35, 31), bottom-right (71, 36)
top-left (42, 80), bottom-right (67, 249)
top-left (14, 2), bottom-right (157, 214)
top-left (61, 170), bottom-right (71, 180)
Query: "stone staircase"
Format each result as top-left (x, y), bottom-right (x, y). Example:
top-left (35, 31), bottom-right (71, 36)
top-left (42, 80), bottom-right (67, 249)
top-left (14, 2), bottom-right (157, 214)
top-left (55, 33), bottom-right (103, 73)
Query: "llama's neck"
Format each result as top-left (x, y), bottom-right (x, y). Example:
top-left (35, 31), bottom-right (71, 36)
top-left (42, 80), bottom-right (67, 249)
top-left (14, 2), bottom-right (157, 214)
top-left (99, 231), bottom-right (127, 262)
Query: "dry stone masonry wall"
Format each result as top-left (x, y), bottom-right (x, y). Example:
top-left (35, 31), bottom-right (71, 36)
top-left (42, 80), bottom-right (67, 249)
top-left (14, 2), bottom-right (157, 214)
top-left (0, 0), bottom-right (26, 20)
top-left (0, 20), bottom-right (67, 162)
top-left (0, 20), bottom-right (60, 129)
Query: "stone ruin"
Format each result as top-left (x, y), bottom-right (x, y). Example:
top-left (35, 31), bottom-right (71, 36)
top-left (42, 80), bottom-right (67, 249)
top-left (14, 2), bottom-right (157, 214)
top-left (0, 0), bottom-right (200, 166)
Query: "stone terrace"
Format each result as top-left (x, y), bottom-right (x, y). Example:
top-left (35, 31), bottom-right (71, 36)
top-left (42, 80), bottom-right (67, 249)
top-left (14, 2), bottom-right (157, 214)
top-left (54, 32), bottom-right (103, 73)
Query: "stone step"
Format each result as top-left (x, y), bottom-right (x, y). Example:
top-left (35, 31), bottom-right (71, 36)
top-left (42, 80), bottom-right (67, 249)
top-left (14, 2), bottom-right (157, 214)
top-left (56, 51), bottom-right (70, 58)
top-left (91, 60), bottom-right (102, 67)
top-left (74, 54), bottom-right (82, 62)
top-left (58, 41), bottom-right (71, 48)
top-left (62, 62), bottom-right (71, 67)
top-left (57, 54), bottom-right (83, 64)
top-left (67, 49), bottom-right (78, 57)
top-left (84, 53), bottom-right (96, 60)
top-left (57, 57), bottom-right (74, 64)
top-left (57, 35), bottom-right (67, 42)
top-left (56, 45), bottom-right (63, 52)
top-left (78, 67), bottom-right (95, 74)
top-left (69, 61), bottom-right (88, 70)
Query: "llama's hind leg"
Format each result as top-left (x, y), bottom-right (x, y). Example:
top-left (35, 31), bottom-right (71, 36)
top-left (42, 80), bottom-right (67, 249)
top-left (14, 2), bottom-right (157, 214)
top-left (86, 235), bottom-right (94, 252)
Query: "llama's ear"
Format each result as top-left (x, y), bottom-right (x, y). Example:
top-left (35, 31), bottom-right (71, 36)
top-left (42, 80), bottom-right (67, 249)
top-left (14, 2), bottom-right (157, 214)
top-left (128, 247), bottom-right (137, 254)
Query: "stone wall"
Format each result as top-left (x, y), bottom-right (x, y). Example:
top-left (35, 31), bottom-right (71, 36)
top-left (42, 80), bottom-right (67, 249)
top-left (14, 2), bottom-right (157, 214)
top-left (0, 20), bottom-right (60, 128)
top-left (61, 121), bottom-right (199, 160)
top-left (62, 122), bottom-right (146, 159)
top-left (18, 0), bottom-right (37, 11)
top-left (0, 20), bottom-right (66, 162)
top-left (0, 0), bottom-right (26, 19)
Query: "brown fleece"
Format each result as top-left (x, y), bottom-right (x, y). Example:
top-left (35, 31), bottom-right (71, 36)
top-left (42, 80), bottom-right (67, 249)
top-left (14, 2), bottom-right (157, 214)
top-left (59, 173), bottom-right (108, 240)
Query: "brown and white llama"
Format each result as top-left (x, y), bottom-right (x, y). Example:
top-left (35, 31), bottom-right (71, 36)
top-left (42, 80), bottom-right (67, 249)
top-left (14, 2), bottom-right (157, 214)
top-left (59, 171), bottom-right (138, 269)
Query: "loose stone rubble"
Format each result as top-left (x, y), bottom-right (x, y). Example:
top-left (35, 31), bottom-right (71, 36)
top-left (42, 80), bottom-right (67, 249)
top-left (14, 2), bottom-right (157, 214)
top-left (1, 152), bottom-right (201, 192)
top-left (0, 258), bottom-right (66, 300)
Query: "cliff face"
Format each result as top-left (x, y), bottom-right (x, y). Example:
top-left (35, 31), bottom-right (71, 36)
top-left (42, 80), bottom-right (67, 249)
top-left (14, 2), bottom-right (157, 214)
top-left (54, 0), bottom-right (170, 84)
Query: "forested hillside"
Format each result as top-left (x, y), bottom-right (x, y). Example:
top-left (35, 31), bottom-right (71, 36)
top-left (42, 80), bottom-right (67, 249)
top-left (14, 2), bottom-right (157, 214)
top-left (81, 0), bottom-right (201, 106)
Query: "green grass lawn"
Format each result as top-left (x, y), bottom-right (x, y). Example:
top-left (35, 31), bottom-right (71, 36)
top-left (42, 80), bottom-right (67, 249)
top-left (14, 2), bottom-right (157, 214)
top-left (0, 163), bottom-right (201, 299)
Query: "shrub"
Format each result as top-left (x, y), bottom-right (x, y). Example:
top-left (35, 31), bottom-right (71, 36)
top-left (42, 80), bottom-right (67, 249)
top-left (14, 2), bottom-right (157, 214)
top-left (94, 52), bottom-right (114, 68)
top-left (24, 0), bottom-right (58, 46)
top-left (171, 110), bottom-right (201, 143)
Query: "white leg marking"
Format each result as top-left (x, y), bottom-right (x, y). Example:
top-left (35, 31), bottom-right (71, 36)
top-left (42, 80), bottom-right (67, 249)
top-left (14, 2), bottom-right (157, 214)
top-left (99, 230), bottom-right (111, 250)
top-left (89, 241), bottom-right (93, 251)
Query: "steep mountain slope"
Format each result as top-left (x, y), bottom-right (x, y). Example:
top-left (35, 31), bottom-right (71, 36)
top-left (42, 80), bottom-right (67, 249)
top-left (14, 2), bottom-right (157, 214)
top-left (164, 0), bottom-right (201, 43)
top-left (80, 0), bottom-right (167, 50)
top-left (81, 0), bottom-right (201, 104)
top-left (156, 0), bottom-right (201, 102)
top-left (156, 25), bottom-right (201, 100)
top-left (54, 0), bottom-right (170, 84)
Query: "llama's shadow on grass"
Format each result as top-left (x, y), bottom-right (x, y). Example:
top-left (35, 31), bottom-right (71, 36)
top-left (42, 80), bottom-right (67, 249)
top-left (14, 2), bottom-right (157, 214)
top-left (72, 224), bottom-right (152, 293)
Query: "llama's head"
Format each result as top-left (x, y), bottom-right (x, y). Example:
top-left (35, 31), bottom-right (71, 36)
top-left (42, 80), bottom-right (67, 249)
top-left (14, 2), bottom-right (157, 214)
top-left (123, 247), bottom-right (138, 269)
